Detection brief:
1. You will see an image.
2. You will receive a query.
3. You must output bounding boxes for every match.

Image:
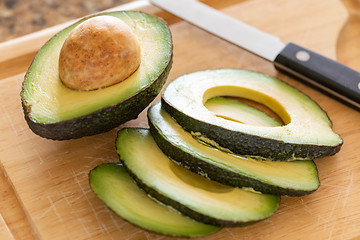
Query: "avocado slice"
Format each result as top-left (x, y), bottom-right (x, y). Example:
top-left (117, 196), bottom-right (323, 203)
top-left (116, 128), bottom-right (280, 227)
top-left (161, 69), bottom-right (342, 161)
top-left (205, 97), bottom-right (282, 127)
top-left (148, 102), bottom-right (320, 196)
top-left (89, 163), bottom-right (220, 237)
top-left (21, 11), bottom-right (173, 140)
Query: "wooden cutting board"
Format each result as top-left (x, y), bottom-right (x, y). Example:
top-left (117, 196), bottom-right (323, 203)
top-left (1, 0), bottom-right (360, 239)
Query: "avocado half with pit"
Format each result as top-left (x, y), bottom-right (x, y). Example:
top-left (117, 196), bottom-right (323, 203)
top-left (21, 11), bottom-right (173, 140)
top-left (161, 69), bottom-right (342, 161)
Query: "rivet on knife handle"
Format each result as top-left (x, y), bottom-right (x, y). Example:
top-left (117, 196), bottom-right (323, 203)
top-left (274, 43), bottom-right (360, 109)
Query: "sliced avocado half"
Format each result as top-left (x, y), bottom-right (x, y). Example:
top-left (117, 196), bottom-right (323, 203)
top-left (116, 128), bottom-right (280, 227)
top-left (89, 163), bottom-right (220, 237)
top-left (148, 102), bottom-right (320, 196)
top-left (21, 11), bottom-right (173, 140)
top-left (161, 69), bottom-right (342, 161)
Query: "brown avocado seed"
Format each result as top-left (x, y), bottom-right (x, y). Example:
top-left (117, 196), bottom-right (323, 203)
top-left (59, 15), bottom-right (141, 91)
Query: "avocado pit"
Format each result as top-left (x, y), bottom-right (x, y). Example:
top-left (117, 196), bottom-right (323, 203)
top-left (59, 15), bottom-right (141, 91)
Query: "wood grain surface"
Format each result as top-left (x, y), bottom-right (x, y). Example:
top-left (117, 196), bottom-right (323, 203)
top-left (0, 0), bottom-right (359, 239)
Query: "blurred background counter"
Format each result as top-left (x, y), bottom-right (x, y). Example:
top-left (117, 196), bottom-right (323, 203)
top-left (0, 0), bottom-right (132, 43)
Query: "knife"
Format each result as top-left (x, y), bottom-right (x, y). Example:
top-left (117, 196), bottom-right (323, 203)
top-left (149, 0), bottom-right (360, 110)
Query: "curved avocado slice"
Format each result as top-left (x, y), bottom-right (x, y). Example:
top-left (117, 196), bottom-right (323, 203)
top-left (205, 97), bottom-right (282, 127)
top-left (21, 11), bottom-right (173, 140)
top-left (148, 102), bottom-right (320, 196)
top-left (89, 163), bottom-right (220, 237)
top-left (116, 128), bottom-right (280, 227)
top-left (161, 69), bottom-right (342, 161)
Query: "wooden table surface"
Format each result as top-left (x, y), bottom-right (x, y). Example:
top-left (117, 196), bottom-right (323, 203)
top-left (0, 0), bottom-right (359, 239)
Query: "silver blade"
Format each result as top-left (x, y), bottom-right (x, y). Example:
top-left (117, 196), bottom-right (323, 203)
top-left (150, 0), bottom-right (285, 61)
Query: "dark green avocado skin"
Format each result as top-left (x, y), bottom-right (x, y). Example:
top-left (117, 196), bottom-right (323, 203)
top-left (148, 114), bottom-right (319, 196)
top-left (21, 58), bottom-right (172, 140)
top-left (161, 98), bottom-right (342, 161)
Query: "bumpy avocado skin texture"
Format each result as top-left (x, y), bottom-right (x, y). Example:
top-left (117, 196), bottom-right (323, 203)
top-left (22, 59), bottom-right (172, 140)
top-left (161, 98), bottom-right (342, 161)
top-left (21, 12), bottom-right (173, 140)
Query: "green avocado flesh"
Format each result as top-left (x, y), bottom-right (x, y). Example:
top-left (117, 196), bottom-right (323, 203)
top-left (161, 69), bottom-right (342, 161)
top-left (21, 11), bottom-right (172, 140)
top-left (116, 128), bottom-right (280, 227)
top-left (89, 163), bottom-right (220, 237)
top-left (148, 102), bottom-right (320, 196)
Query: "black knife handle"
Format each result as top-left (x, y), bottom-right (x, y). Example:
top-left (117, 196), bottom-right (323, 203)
top-left (274, 42), bottom-right (360, 110)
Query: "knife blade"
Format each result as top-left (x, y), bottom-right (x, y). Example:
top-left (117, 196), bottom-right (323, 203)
top-left (149, 0), bottom-right (360, 110)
